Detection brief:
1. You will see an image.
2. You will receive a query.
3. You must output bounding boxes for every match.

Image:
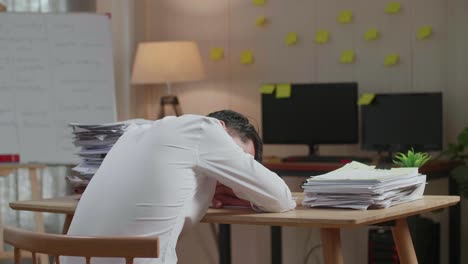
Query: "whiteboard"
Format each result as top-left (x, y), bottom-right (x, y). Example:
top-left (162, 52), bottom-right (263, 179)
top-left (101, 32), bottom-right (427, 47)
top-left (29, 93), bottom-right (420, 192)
top-left (0, 13), bottom-right (116, 164)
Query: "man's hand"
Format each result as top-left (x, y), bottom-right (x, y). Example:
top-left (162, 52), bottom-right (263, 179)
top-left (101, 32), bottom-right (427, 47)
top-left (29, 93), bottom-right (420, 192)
top-left (212, 182), bottom-right (250, 209)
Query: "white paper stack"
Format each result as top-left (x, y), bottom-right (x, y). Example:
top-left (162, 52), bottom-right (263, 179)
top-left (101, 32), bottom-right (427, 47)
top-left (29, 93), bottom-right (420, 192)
top-left (68, 119), bottom-right (152, 185)
top-left (302, 162), bottom-right (427, 210)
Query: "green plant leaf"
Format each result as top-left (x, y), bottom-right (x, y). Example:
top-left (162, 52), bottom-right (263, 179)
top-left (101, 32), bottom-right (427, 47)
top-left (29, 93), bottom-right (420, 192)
top-left (407, 148), bottom-right (415, 161)
top-left (414, 159), bottom-right (422, 167)
top-left (452, 165), bottom-right (468, 197)
top-left (392, 148), bottom-right (431, 167)
top-left (457, 127), bottom-right (468, 147)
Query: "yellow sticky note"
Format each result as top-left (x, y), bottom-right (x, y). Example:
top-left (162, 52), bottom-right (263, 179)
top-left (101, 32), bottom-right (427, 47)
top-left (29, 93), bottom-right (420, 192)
top-left (210, 47), bottom-right (224, 61)
top-left (340, 50), bottom-right (355, 64)
top-left (240, 50), bottom-right (254, 65)
top-left (358, 93), bottom-right (376, 105)
top-left (385, 2), bottom-right (401, 14)
top-left (338, 10), bottom-right (353, 24)
top-left (315, 30), bottom-right (330, 44)
top-left (364, 28), bottom-right (379, 41)
top-left (384, 54), bottom-right (399, 66)
top-left (285, 32), bottom-right (298, 46)
top-left (417, 26), bottom-right (432, 40)
top-left (252, 0), bottom-right (266, 6)
top-left (260, 84), bottom-right (275, 94)
top-left (276, 84), bottom-right (291, 99)
top-left (256, 16), bottom-right (267, 27)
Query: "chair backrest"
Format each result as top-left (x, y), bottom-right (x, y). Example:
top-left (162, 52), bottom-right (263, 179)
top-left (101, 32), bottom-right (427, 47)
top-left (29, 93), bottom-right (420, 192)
top-left (3, 226), bottom-right (159, 264)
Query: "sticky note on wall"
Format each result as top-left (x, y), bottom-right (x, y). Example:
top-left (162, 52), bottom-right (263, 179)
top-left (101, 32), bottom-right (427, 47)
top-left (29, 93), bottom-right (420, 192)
top-left (358, 93), bottom-right (376, 105)
top-left (385, 2), bottom-right (401, 14)
top-left (210, 48), bottom-right (224, 61)
top-left (417, 26), bottom-right (432, 40)
top-left (340, 50), bottom-right (355, 64)
top-left (285, 32), bottom-right (298, 46)
top-left (276, 84), bottom-right (291, 98)
top-left (256, 16), bottom-right (267, 27)
top-left (260, 84), bottom-right (275, 94)
top-left (240, 50), bottom-right (254, 65)
top-left (315, 30), bottom-right (330, 44)
top-left (338, 10), bottom-right (353, 24)
top-left (365, 28), bottom-right (379, 41)
top-left (384, 54), bottom-right (399, 66)
top-left (252, 0), bottom-right (266, 6)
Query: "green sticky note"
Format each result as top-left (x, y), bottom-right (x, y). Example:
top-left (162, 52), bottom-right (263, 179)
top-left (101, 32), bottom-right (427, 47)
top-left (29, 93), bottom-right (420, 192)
top-left (385, 2), bottom-right (401, 14)
top-left (240, 50), bottom-right (254, 65)
top-left (260, 84), bottom-right (275, 94)
top-left (358, 93), bottom-right (376, 105)
top-left (252, 0), bottom-right (266, 6)
top-left (256, 16), bottom-right (267, 26)
top-left (340, 50), bottom-right (355, 64)
top-left (384, 54), bottom-right (399, 66)
top-left (285, 32), bottom-right (298, 46)
top-left (276, 84), bottom-right (291, 98)
top-left (365, 28), bottom-right (379, 41)
top-left (417, 26), bottom-right (432, 40)
top-left (338, 10), bottom-right (353, 24)
top-left (210, 47), bottom-right (224, 61)
top-left (315, 30), bottom-right (330, 44)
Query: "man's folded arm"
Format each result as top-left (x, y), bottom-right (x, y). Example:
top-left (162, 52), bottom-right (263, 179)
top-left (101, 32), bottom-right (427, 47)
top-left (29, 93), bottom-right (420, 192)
top-left (196, 122), bottom-right (295, 213)
top-left (196, 152), bottom-right (295, 212)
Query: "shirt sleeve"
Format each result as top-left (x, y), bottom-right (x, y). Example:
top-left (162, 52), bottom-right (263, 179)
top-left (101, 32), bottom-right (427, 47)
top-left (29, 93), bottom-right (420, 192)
top-left (195, 118), bottom-right (296, 213)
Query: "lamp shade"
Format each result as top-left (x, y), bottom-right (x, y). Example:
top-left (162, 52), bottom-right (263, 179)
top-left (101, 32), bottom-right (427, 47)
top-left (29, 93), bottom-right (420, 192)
top-left (131, 41), bottom-right (205, 84)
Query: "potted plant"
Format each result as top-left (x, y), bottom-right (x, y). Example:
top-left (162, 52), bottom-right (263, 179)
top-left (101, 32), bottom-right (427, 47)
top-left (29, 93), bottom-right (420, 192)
top-left (393, 148), bottom-right (432, 168)
top-left (440, 126), bottom-right (468, 197)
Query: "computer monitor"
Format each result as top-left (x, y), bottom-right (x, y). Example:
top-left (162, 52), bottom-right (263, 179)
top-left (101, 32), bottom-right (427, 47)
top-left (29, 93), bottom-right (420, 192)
top-left (261, 82), bottom-right (358, 157)
top-left (361, 92), bottom-right (442, 152)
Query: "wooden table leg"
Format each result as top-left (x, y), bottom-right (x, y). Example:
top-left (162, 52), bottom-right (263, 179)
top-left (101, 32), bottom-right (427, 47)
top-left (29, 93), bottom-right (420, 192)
top-left (320, 228), bottom-right (343, 264)
top-left (391, 218), bottom-right (418, 264)
top-left (62, 214), bottom-right (73, 234)
top-left (29, 168), bottom-right (49, 264)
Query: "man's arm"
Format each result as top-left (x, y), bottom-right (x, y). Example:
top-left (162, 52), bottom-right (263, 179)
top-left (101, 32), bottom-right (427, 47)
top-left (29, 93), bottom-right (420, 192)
top-left (196, 119), bottom-right (295, 213)
top-left (212, 182), bottom-right (251, 208)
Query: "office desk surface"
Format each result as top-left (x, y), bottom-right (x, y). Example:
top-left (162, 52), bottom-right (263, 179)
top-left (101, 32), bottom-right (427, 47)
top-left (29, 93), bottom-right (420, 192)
top-left (9, 194), bottom-right (459, 228)
top-left (202, 195), bottom-right (458, 228)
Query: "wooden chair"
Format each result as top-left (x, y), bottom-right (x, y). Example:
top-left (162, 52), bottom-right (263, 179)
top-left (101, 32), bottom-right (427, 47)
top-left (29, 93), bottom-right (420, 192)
top-left (0, 164), bottom-right (48, 264)
top-left (3, 226), bottom-right (159, 264)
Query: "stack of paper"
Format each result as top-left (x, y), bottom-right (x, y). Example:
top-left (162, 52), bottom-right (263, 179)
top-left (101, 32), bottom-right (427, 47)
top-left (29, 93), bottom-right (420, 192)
top-left (302, 162), bottom-right (427, 210)
top-left (68, 119), bottom-right (151, 185)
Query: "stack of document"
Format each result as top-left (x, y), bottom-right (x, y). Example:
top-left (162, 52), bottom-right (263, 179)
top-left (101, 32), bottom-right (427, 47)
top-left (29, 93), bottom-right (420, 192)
top-left (68, 119), bottom-right (151, 185)
top-left (302, 162), bottom-right (426, 210)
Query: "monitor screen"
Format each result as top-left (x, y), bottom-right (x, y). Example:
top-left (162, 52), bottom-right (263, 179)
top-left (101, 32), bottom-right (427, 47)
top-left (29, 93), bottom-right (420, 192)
top-left (261, 83), bottom-right (358, 149)
top-left (361, 92), bottom-right (442, 152)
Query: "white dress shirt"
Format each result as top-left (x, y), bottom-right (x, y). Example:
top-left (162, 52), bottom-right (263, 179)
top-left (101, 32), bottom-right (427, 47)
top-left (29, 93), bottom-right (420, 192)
top-left (63, 115), bottom-right (295, 264)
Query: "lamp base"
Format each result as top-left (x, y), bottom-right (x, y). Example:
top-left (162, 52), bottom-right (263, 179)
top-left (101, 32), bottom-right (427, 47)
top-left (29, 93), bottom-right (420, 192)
top-left (159, 95), bottom-right (183, 119)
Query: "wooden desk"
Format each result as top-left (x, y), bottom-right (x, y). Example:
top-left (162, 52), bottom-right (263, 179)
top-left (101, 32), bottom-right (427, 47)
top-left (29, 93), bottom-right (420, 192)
top-left (0, 163), bottom-right (48, 264)
top-left (264, 160), bottom-right (463, 264)
top-left (9, 194), bottom-right (459, 264)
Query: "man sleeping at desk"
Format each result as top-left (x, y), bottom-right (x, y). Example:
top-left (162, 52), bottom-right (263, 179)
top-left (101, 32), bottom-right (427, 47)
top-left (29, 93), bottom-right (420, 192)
top-left (63, 110), bottom-right (295, 264)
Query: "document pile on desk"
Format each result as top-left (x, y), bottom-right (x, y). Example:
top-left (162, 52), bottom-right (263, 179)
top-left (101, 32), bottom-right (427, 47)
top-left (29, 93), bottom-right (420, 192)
top-left (68, 119), bottom-right (151, 186)
top-left (302, 162), bottom-right (426, 210)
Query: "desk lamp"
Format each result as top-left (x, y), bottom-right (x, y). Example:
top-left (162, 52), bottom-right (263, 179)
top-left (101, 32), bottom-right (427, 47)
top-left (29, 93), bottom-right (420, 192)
top-left (131, 41), bottom-right (205, 119)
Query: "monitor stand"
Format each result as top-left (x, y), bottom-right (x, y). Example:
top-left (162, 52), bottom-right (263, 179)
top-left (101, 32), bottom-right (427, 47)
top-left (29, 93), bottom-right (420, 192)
top-left (375, 151), bottom-right (396, 169)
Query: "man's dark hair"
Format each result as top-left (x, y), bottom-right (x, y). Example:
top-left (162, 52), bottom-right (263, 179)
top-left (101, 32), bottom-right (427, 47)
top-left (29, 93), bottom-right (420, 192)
top-left (208, 110), bottom-right (263, 162)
